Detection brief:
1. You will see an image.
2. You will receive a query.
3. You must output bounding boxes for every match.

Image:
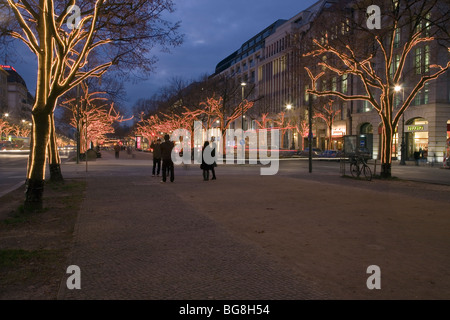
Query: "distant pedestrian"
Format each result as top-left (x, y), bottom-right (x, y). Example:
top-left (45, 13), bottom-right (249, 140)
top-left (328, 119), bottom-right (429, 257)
top-left (150, 138), bottom-right (162, 176)
top-left (200, 141), bottom-right (213, 181)
top-left (160, 134), bottom-right (175, 183)
top-left (114, 143), bottom-right (121, 159)
top-left (414, 150), bottom-right (420, 166)
top-left (210, 137), bottom-right (217, 180)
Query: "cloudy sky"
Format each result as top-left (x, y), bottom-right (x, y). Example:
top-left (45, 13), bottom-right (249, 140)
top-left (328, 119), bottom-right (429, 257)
top-left (8, 0), bottom-right (319, 112)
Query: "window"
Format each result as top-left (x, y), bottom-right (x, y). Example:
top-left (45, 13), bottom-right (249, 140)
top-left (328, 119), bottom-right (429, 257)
top-left (280, 56), bottom-right (286, 72)
top-left (342, 75), bottom-right (348, 94)
top-left (414, 91), bottom-right (421, 106)
top-left (363, 101), bottom-right (372, 112)
top-left (415, 48), bottom-right (422, 74)
top-left (394, 28), bottom-right (400, 48)
top-left (424, 45), bottom-right (430, 73)
top-left (332, 77), bottom-right (337, 92)
top-left (390, 54), bottom-right (400, 78)
top-left (424, 82), bottom-right (429, 104)
top-left (415, 45), bottom-right (430, 74)
top-left (322, 55), bottom-right (327, 71)
top-left (425, 13), bottom-right (431, 37)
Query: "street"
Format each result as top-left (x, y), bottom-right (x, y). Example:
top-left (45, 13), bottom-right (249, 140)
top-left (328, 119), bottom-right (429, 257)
top-left (1, 151), bottom-right (449, 199)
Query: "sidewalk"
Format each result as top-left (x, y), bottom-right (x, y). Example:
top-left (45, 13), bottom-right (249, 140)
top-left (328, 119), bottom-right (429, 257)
top-left (57, 156), bottom-right (450, 300)
top-left (58, 174), bottom-right (326, 300)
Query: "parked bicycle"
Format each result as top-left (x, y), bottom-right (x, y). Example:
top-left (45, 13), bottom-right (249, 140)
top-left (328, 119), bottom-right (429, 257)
top-left (349, 155), bottom-right (372, 181)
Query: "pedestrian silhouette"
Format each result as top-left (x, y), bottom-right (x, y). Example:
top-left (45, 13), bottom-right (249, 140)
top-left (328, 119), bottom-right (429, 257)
top-left (150, 138), bottom-right (162, 176)
top-left (210, 137), bottom-right (217, 180)
top-left (114, 143), bottom-right (121, 159)
top-left (200, 141), bottom-right (213, 181)
top-left (160, 134), bottom-right (175, 182)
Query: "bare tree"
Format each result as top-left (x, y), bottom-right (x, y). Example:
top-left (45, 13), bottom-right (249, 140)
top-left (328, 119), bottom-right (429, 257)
top-left (303, 0), bottom-right (449, 177)
top-left (0, 0), bottom-right (182, 209)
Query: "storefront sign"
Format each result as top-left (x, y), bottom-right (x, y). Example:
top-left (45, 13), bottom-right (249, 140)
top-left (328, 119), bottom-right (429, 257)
top-left (332, 125), bottom-right (346, 137)
top-left (406, 125), bottom-right (427, 132)
top-left (136, 136), bottom-right (141, 149)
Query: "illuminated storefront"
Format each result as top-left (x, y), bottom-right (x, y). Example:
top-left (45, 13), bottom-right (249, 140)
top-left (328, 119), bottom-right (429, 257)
top-left (331, 123), bottom-right (346, 150)
top-left (406, 118), bottom-right (428, 160)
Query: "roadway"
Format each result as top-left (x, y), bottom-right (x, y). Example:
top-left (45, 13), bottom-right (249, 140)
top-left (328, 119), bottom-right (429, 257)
top-left (1, 150), bottom-right (449, 199)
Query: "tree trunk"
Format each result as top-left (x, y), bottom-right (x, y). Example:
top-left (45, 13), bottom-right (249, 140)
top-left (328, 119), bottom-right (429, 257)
top-left (48, 113), bottom-right (64, 183)
top-left (380, 125), bottom-right (393, 178)
top-left (24, 111), bottom-right (52, 211)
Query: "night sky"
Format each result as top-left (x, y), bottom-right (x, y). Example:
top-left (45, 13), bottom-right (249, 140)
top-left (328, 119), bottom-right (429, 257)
top-left (7, 0), bottom-right (319, 113)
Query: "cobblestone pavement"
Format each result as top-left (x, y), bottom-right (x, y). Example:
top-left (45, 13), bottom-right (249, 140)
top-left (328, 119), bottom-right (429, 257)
top-left (58, 174), bottom-right (327, 300)
top-left (56, 151), bottom-right (450, 300)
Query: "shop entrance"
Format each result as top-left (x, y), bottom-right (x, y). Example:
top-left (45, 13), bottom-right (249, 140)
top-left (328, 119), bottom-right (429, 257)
top-left (405, 118), bottom-right (428, 160)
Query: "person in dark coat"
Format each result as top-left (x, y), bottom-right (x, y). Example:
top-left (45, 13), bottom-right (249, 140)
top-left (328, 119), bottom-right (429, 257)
top-left (210, 137), bottom-right (217, 180)
top-left (200, 141), bottom-right (213, 181)
top-left (150, 138), bottom-right (162, 176)
top-left (160, 134), bottom-right (175, 182)
top-left (114, 143), bottom-right (121, 159)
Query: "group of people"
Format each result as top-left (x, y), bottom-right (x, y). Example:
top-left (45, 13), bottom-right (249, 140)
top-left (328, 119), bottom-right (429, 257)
top-left (150, 135), bottom-right (218, 182)
top-left (150, 134), bottom-right (175, 183)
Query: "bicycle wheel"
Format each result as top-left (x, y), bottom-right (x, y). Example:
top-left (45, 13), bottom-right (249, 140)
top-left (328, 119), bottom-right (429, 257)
top-left (362, 165), bottom-right (372, 181)
top-left (350, 163), bottom-right (360, 178)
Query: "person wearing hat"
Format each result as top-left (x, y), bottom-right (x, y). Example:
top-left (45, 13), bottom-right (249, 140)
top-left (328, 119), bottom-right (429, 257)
top-left (150, 138), bottom-right (162, 176)
top-left (160, 134), bottom-right (175, 182)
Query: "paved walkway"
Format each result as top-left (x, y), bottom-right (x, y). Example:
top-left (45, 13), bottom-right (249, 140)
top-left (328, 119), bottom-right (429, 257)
top-left (56, 151), bottom-right (450, 300)
top-left (58, 174), bottom-right (326, 300)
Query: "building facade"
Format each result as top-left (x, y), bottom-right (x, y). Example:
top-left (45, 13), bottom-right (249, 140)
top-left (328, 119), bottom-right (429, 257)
top-left (0, 66), bottom-right (7, 114)
top-left (213, 0), bottom-right (450, 162)
top-left (0, 65), bottom-right (33, 122)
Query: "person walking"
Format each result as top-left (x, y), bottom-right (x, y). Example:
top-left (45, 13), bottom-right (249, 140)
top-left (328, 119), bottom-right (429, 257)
top-left (150, 138), bottom-right (162, 176)
top-left (210, 136), bottom-right (217, 180)
top-left (114, 143), bottom-right (121, 159)
top-left (160, 134), bottom-right (175, 183)
top-left (200, 141), bottom-right (213, 181)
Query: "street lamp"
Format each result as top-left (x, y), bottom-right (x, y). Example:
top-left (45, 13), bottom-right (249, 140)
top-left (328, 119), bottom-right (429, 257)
top-left (286, 104), bottom-right (294, 149)
top-left (395, 85), bottom-right (406, 165)
top-left (241, 82), bottom-right (246, 132)
top-left (308, 94), bottom-right (313, 173)
top-left (241, 82), bottom-right (246, 153)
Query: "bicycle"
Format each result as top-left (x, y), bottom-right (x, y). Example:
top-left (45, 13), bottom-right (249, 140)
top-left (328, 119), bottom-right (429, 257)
top-left (349, 155), bottom-right (372, 181)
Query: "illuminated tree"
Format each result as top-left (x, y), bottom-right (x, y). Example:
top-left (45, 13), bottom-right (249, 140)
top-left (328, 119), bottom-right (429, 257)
top-left (290, 118), bottom-right (309, 151)
top-left (0, 118), bottom-right (13, 139)
top-left (1, 0), bottom-right (182, 209)
top-left (255, 113), bottom-right (270, 130)
top-left (313, 100), bottom-right (341, 150)
top-left (195, 96), bottom-right (254, 154)
top-left (62, 83), bottom-right (132, 154)
top-left (304, 0), bottom-right (449, 178)
top-left (274, 111), bottom-right (295, 149)
top-left (11, 123), bottom-right (31, 138)
top-left (134, 114), bottom-right (163, 145)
